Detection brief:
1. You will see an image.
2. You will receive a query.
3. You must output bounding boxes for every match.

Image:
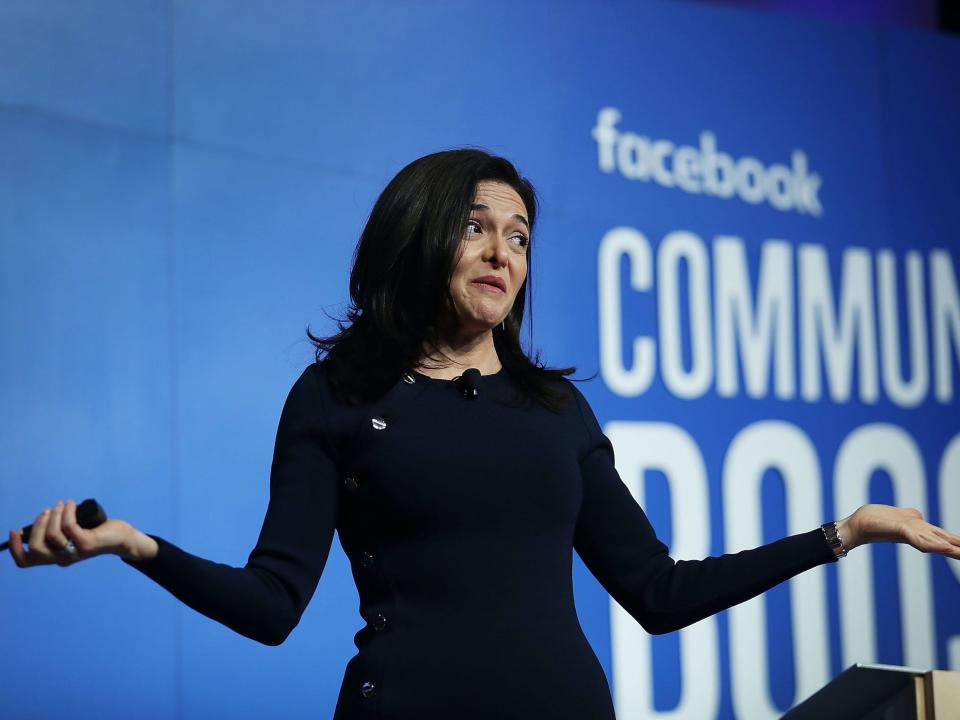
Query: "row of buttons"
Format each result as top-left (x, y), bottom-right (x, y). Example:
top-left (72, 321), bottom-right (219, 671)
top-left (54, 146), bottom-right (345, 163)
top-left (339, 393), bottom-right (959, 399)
top-left (342, 480), bottom-right (377, 566)
top-left (353, 514), bottom-right (385, 699)
top-left (352, 372), bottom-right (417, 702)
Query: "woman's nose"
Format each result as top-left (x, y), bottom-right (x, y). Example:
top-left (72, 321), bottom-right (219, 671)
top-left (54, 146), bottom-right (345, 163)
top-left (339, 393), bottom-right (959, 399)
top-left (484, 233), bottom-right (510, 266)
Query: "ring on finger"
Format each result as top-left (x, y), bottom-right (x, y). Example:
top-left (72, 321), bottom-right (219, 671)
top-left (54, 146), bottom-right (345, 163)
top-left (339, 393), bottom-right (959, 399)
top-left (62, 540), bottom-right (78, 556)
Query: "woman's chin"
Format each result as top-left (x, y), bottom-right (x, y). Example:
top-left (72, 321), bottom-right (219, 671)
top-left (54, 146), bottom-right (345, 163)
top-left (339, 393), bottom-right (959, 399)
top-left (452, 317), bottom-right (500, 338)
top-left (450, 306), bottom-right (504, 333)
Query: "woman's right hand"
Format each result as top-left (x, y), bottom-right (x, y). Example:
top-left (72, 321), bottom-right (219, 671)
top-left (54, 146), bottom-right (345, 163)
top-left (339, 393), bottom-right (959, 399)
top-left (7, 498), bottom-right (155, 568)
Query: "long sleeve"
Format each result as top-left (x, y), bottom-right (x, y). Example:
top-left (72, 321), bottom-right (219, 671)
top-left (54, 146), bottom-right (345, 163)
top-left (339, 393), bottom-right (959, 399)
top-left (122, 364), bottom-right (339, 646)
top-left (570, 385), bottom-right (836, 635)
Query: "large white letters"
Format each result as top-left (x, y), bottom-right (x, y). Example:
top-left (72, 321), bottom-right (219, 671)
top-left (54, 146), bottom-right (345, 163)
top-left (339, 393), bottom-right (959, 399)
top-left (938, 433), bottom-right (960, 590)
top-left (932, 250), bottom-right (960, 402)
top-left (591, 108), bottom-right (823, 215)
top-left (937, 429), bottom-right (960, 673)
top-left (713, 239), bottom-right (795, 399)
top-left (594, 226), bottom-right (956, 716)
top-left (799, 245), bottom-right (879, 404)
top-left (607, 422), bottom-right (719, 720)
top-left (599, 227), bottom-right (656, 396)
top-left (658, 232), bottom-right (713, 399)
top-left (601, 420), bottom-right (957, 718)
top-left (600, 227), bottom-right (956, 406)
top-left (724, 422), bottom-right (829, 719)
top-left (834, 425), bottom-right (935, 669)
top-left (877, 250), bottom-right (929, 407)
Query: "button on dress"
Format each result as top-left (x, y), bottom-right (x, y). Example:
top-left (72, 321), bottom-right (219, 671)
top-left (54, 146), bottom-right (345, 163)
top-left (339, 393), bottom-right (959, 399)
top-left (123, 362), bottom-right (837, 718)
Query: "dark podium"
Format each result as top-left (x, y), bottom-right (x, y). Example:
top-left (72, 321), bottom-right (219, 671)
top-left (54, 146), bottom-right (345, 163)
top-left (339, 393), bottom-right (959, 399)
top-left (783, 664), bottom-right (960, 719)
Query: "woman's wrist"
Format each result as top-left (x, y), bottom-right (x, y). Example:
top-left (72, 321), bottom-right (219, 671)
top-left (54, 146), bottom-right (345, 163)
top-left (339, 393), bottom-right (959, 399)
top-left (835, 515), bottom-right (859, 553)
top-left (120, 528), bottom-right (159, 562)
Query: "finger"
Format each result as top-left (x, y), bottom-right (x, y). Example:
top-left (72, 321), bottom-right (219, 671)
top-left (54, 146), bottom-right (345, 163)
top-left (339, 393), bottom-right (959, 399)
top-left (931, 526), bottom-right (956, 542)
top-left (935, 529), bottom-right (960, 557)
top-left (939, 527), bottom-right (960, 545)
top-left (28, 508), bottom-right (52, 553)
top-left (8, 529), bottom-right (31, 568)
top-left (927, 526), bottom-right (960, 553)
top-left (937, 542), bottom-right (960, 559)
top-left (61, 499), bottom-right (85, 550)
top-left (917, 531), bottom-right (955, 555)
top-left (46, 500), bottom-right (70, 554)
top-left (26, 507), bottom-right (59, 566)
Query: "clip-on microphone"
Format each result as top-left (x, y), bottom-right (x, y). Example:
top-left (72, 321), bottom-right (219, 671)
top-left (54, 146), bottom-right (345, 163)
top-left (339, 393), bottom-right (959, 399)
top-left (457, 368), bottom-right (481, 399)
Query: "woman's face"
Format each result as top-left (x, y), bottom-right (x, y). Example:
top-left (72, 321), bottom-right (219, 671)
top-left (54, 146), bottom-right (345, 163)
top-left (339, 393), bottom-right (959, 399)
top-left (446, 180), bottom-right (530, 337)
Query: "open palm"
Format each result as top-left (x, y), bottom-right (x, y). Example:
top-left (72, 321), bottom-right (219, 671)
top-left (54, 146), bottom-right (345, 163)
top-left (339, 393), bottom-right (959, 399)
top-left (847, 503), bottom-right (960, 560)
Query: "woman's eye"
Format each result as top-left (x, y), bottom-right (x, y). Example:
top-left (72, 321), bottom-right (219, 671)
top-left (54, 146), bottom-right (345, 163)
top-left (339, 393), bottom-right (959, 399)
top-left (465, 219), bottom-right (527, 248)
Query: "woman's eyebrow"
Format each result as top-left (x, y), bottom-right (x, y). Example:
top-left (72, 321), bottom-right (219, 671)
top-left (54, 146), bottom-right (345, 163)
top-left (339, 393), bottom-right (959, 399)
top-left (470, 203), bottom-right (529, 228)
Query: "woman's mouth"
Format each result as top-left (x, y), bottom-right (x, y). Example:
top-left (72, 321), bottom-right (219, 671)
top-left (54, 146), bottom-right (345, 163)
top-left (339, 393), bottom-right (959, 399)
top-left (471, 275), bottom-right (507, 293)
top-left (471, 281), bottom-right (505, 294)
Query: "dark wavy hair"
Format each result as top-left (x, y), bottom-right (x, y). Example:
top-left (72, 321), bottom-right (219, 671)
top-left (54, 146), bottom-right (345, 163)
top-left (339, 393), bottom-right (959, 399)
top-left (307, 148), bottom-right (578, 411)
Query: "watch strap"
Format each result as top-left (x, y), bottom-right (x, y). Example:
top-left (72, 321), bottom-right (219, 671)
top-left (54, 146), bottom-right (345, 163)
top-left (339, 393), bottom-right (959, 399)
top-left (821, 521), bottom-right (848, 559)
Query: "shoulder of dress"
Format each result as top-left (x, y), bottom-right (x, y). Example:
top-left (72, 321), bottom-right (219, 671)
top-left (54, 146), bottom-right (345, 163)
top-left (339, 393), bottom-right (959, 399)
top-left (290, 361), bottom-right (325, 395)
top-left (560, 378), bottom-right (587, 406)
top-left (301, 360), bottom-right (383, 417)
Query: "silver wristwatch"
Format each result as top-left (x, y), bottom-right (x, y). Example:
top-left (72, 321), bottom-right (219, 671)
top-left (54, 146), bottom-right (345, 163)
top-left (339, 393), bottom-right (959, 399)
top-left (821, 521), bottom-right (848, 559)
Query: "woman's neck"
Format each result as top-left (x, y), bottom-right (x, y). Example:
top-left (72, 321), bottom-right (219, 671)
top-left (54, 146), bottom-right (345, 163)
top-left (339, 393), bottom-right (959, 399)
top-left (415, 329), bottom-right (501, 380)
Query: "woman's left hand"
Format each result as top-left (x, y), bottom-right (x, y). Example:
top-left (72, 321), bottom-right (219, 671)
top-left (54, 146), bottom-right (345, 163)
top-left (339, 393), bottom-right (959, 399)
top-left (838, 504), bottom-right (960, 559)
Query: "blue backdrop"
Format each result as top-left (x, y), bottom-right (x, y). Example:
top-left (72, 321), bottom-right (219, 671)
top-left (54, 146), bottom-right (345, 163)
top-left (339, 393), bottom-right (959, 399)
top-left (1, 2), bottom-right (958, 718)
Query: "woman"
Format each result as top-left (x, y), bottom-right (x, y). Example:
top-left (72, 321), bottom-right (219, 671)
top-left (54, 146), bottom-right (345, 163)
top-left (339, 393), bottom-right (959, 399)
top-left (9, 149), bottom-right (960, 719)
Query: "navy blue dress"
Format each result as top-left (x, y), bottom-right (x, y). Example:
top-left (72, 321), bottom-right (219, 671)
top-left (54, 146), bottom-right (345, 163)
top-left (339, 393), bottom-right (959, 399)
top-left (123, 362), bottom-right (836, 718)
